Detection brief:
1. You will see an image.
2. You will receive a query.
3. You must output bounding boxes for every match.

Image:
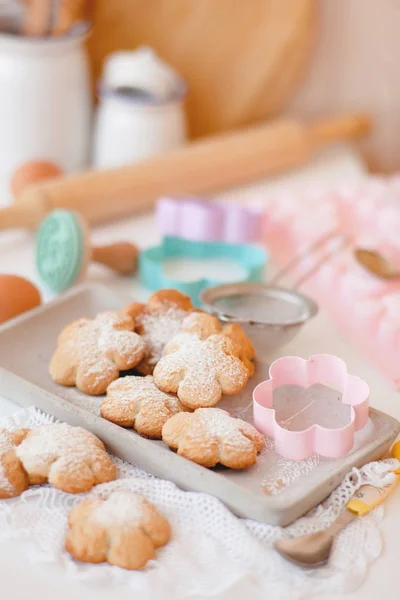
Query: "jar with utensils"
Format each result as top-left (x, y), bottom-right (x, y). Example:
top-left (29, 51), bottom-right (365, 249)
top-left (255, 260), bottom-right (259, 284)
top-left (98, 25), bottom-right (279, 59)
top-left (92, 46), bottom-right (188, 169)
top-left (0, 21), bottom-right (92, 199)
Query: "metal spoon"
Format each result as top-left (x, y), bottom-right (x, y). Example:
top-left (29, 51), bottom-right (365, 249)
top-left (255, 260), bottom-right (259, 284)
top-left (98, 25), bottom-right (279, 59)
top-left (354, 248), bottom-right (400, 280)
top-left (275, 442), bottom-right (400, 568)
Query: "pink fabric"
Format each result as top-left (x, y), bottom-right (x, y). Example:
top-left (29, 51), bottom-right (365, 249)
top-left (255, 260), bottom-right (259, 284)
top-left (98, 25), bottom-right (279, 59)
top-left (263, 176), bottom-right (400, 386)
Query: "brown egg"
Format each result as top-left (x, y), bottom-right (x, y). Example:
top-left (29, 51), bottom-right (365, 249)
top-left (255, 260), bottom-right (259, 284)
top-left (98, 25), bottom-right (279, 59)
top-left (0, 275), bottom-right (41, 324)
top-left (11, 160), bottom-right (63, 199)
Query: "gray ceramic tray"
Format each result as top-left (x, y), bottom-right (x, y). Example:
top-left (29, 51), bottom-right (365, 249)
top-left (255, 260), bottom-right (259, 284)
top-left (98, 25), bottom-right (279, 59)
top-left (0, 283), bottom-right (398, 526)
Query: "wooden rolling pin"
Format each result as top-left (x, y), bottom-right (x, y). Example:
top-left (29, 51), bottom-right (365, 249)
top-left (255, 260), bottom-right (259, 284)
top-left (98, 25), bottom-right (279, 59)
top-left (3, 113), bottom-right (370, 232)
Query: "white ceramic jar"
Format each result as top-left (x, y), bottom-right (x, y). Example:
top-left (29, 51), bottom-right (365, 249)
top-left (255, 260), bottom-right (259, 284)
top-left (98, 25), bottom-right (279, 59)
top-left (0, 27), bottom-right (92, 186)
top-left (93, 48), bottom-right (187, 169)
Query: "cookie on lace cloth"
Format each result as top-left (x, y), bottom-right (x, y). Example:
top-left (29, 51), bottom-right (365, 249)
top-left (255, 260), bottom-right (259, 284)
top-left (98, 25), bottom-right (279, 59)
top-left (0, 428), bottom-right (30, 498)
top-left (13, 423), bottom-right (116, 494)
top-left (162, 408), bottom-right (264, 468)
top-left (66, 491), bottom-right (171, 570)
top-left (49, 311), bottom-right (146, 395)
top-left (123, 289), bottom-right (193, 375)
top-left (100, 375), bottom-right (186, 439)
top-left (153, 313), bottom-right (253, 409)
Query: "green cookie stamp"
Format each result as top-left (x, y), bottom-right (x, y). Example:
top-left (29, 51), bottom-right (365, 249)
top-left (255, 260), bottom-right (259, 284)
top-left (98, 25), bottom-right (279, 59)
top-left (35, 209), bottom-right (86, 293)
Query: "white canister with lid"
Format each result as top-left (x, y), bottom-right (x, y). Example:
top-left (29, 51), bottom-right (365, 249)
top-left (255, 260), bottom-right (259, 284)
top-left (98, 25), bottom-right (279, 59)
top-left (0, 24), bottom-right (92, 187)
top-left (92, 47), bottom-right (188, 169)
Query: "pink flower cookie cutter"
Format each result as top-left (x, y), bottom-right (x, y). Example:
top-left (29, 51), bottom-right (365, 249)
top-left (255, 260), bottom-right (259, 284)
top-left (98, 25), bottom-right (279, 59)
top-left (253, 354), bottom-right (370, 461)
top-left (155, 196), bottom-right (263, 243)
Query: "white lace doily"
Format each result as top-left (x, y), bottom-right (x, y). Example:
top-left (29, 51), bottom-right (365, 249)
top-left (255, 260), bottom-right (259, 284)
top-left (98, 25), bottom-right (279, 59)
top-left (0, 407), bottom-right (397, 600)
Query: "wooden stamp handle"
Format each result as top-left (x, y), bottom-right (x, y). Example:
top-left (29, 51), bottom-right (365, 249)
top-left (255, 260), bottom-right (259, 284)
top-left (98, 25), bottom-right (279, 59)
top-left (91, 242), bottom-right (139, 275)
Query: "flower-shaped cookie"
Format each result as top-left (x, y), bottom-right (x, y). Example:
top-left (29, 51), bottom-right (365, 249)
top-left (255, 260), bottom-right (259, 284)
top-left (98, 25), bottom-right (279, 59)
top-left (179, 311), bottom-right (220, 338)
top-left (0, 428), bottom-right (30, 498)
top-left (14, 423), bottom-right (116, 494)
top-left (162, 408), bottom-right (265, 468)
top-left (154, 330), bottom-right (249, 409)
top-left (221, 323), bottom-right (255, 376)
top-left (50, 311), bottom-right (146, 395)
top-left (65, 491), bottom-right (171, 570)
top-left (123, 289), bottom-right (193, 375)
top-left (253, 354), bottom-right (370, 460)
top-left (168, 312), bottom-right (255, 377)
top-left (160, 312), bottom-right (255, 375)
top-left (100, 375), bottom-right (185, 439)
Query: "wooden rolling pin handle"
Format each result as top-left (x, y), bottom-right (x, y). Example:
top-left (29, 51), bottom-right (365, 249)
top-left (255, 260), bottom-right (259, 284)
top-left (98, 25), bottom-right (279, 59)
top-left (22, 0), bottom-right (52, 36)
top-left (0, 196), bottom-right (49, 230)
top-left (91, 242), bottom-right (139, 275)
top-left (309, 113), bottom-right (371, 146)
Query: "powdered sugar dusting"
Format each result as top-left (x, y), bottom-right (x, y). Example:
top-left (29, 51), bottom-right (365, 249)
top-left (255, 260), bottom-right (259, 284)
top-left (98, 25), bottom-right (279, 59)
top-left (106, 376), bottom-right (183, 418)
top-left (155, 334), bottom-right (248, 407)
top-left (60, 312), bottom-right (145, 390)
top-left (58, 387), bottom-right (101, 415)
top-left (0, 430), bottom-right (14, 455)
top-left (96, 313), bottom-right (140, 356)
top-left (16, 423), bottom-right (105, 475)
top-left (92, 491), bottom-right (145, 527)
top-left (138, 305), bottom-right (187, 365)
top-left (196, 408), bottom-right (255, 449)
top-left (0, 430), bottom-right (16, 493)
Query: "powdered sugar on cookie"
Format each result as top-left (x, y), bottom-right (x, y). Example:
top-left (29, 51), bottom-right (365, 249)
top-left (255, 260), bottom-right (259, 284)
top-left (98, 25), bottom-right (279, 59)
top-left (0, 430), bottom-right (16, 494)
top-left (0, 430), bottom-right (15, 455)
top-left (92, 491), bottom-right (145, 527)
top-left (138, 305), bottom-right (187, 366)
top-left (154, 333), bottom-right (249, 409)
top-left (0, 428), bottom-right (29, 498)
top-left (101, 375), bottom-right (185, 438)
top-left (196, 408), bottom-right (250, 442)
top-left (162, 408), bottom-right (265, 469)
top-left (123, 290), bottom-right (194, 375)
top-left (50, 311), bottom-right (146, 395)
top-left (16, 423), bottom-right (116, 494)
top-left (66, 491), bottom-right (171, 569)
top-left (166, 312), bottom-right (255, 375)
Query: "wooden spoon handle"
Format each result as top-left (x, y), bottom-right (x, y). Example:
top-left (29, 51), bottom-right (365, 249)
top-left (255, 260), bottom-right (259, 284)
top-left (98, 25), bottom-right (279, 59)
top-left (52, 0), bottom-right (90, 36)
top-left (91, 242), bottom-right (139, 275)
top-left (22, 0), bottom-right (53, 36)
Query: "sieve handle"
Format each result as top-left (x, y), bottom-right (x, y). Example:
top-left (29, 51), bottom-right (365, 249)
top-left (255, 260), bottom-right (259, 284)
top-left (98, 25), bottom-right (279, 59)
top-left (270, 231), bottom-right (352, 289)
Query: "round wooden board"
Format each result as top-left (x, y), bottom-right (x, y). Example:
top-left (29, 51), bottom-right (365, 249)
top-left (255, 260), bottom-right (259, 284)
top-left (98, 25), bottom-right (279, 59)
top-left (86, 0), bottom-right (316, 138)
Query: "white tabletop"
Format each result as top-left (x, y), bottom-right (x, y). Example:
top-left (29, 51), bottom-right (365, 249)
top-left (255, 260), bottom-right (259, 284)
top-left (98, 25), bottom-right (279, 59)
top-left (0, 145), bottom-right (398, 600)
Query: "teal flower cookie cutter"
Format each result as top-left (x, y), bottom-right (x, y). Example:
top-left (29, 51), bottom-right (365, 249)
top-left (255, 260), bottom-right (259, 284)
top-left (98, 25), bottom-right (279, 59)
top-left (139, 236), bottom-right (268, 306)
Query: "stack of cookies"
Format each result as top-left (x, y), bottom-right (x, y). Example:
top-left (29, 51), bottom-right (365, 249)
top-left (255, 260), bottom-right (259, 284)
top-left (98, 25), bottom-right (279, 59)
top-left (49, 289), bottom-right (265, 470)
top-left (0, 290), bottom-right (265, 571)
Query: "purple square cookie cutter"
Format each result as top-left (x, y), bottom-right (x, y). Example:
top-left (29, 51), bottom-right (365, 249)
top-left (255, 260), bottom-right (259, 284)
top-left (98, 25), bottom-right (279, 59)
top-left (156, 196), bottom-right (263, 243)
top-left (253, 354), bottom-right (370, 461)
